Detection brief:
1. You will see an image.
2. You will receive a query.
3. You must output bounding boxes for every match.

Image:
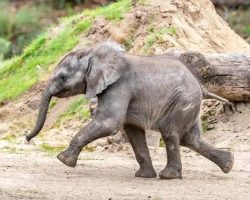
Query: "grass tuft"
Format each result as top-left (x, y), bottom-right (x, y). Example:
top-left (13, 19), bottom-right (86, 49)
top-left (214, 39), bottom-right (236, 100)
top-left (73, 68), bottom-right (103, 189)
top-left (62, 96), bottom-right (90, 118)
top-left (85, 0), bottom-right (131, 21)
top-left (142, 26), bottom-right (177, 54)
top-left (55, 96), bottom-right (90, 127)
top-left (39, 143), bottom-right (67, 153)
top-left (49, 98), bottom-right (57, 110)
top-left (1, 133), bottom-right (16, 141)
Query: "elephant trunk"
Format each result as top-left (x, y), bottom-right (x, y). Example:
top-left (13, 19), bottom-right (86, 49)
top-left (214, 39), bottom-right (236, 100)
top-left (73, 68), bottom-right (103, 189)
top-left (26, 89), bottom-right (52, 142)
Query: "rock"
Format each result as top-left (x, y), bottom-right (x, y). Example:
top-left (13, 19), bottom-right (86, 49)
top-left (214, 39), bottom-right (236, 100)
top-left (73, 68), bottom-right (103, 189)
top-left (241, 136), bottom-right (248, 141)
top-left (116, 144), bottom-right (123, 152)
top-left (236, 103), bottom-right (246, 113)
top-left (207, 124), bottom-right (215, 130)
top-left (135, 10), bottom-right (142, 18)
top-left (107, 131), bottom-right (128, 145)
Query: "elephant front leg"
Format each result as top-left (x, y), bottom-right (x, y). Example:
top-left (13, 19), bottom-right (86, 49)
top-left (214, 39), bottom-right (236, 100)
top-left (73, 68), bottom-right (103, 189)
top-left (159, 133), bottom-right (182, 179)
top-left (124, 124), bottom-right (157, 178)
top-left (57, 119), bottom-right (121, 167)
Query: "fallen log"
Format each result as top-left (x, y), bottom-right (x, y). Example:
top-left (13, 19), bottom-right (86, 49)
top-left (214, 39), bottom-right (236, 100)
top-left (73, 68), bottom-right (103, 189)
top-left (175, 51), bottom-right (250, 102)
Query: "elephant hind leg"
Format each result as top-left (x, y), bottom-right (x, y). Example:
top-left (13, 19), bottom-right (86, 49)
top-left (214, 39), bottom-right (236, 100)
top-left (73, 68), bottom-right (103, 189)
top-left (182, 122), bottom-right (234, 173)
top-left (123, 124), bottom-right (157, 178)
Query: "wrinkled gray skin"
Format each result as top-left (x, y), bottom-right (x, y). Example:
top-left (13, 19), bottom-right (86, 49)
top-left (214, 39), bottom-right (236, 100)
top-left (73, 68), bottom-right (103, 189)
top-left (26, 41), bottom-right (234, 179)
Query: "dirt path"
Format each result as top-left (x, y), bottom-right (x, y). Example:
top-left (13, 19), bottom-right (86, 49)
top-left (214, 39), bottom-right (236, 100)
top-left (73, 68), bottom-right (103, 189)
top-left (0, 144), bottom-right (249, 200)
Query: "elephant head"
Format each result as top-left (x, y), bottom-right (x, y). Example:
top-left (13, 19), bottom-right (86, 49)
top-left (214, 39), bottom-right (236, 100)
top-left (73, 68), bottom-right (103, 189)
top-left (26, 41), bottom-right (126, 142)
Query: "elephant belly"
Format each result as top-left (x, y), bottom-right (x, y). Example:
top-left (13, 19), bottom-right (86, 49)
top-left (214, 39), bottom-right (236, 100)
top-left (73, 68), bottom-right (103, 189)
top-left (125, 86), bottom-right (202, 131)
top-left (125, 102), bottom-right (162, 131)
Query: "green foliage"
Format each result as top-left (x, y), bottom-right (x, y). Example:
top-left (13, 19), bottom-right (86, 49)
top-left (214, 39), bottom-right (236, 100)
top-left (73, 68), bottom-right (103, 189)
top-left (0, 38), bottom-right (11, 61)
top-left (243, 26), bottom-right (250, 35)
top-left (224, 7), bottom-right (250, 42)
top-left (85, 0), bottom-right (131, 21)
top-left (73, 19), bottom-right (92, 34)
top-left (201, 115), bottom-right (209, 133)
top-left (142, 26), bottom-right (177, 54)
top-left (0, 1), bottom-right (48, 59)
top-left (202, 121), bottom-right (209, 133)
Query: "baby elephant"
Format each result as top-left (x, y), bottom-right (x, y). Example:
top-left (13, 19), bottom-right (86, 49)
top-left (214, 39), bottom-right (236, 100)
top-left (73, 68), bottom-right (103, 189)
top-left (26, 41), bottom-right (234, 179)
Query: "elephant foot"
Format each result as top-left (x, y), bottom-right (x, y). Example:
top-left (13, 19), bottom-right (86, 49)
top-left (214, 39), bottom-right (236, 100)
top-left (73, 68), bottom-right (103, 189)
top-left (135, 167), bottom-right (157, 178)
top-left (159, 166), bottom-right (182, 179)
top-left (218, 152), bottom-right (234, 173)
top-left (57, 148), bottom-right (80, 167)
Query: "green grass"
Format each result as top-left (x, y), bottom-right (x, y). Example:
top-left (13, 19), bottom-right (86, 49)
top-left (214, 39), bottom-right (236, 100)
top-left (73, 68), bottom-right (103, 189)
top-left (39, 143), bottom-right (96, 154)
top-left (1, 133), bottom-right (16, 141)
top-left (39, 143), bottom-right (67, 153)
top-left (160, 137), bottom-right (165, 147)
top-left (56, 96), bottom-right (90, 126)
top-left (142, 26), bottom-right (177, 54)
top-left (224, 7), bottom-right (250, 43)
top-left (0, 0), bottom-right (131, 103)
top-left (243, 26), bottom-right (250, 35)
top-left (122, 35), bottom-right (134, 50)
top-left (0, 22), bottom-right (90, 102)
top-left (84, 0), bottom-right (131, 21)
top-left (201, 115), bottom-right (209, 133)
top-left (202, 121), bottom-right (209, 133)
top-left (0, 28), bottom-right (81, 102)
top-left (49, 98), bottom-right (57, 110)
top-left (62, 96), bottom-right (89, 118)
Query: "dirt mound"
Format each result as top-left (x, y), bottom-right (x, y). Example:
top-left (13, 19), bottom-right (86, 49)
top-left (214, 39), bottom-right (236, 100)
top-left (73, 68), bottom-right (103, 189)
top-left (90, 0), bottom-right (250, 54)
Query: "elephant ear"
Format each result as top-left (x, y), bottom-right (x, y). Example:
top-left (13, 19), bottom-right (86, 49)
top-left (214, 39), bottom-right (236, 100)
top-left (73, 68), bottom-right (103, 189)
top-left (85, 41), bottom-right (126, 99)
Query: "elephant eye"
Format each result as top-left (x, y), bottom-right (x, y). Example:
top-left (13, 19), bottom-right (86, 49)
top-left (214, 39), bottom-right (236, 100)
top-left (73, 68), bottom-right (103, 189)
top-left (60, 74), bottom-right (67, 81)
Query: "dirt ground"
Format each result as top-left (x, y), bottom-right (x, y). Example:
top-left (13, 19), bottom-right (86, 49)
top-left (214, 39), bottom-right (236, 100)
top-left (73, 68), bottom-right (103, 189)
top-left (1, 102), bottom-right (250, 200)
top-left (1, 97), bottom-right (250, 200)
top-left (0, 143), bottom-right (249, 200)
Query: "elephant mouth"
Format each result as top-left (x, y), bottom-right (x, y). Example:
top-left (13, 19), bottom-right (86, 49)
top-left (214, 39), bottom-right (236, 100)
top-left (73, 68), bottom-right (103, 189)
top-left (54, 87), bottom-right (86, 98)
top-left (54, 90), bottom-right (71, 98)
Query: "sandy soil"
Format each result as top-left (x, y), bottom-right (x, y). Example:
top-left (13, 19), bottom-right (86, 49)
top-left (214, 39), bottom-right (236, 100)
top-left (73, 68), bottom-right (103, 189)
top-left (0, 141), bottom-right (250, 200)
